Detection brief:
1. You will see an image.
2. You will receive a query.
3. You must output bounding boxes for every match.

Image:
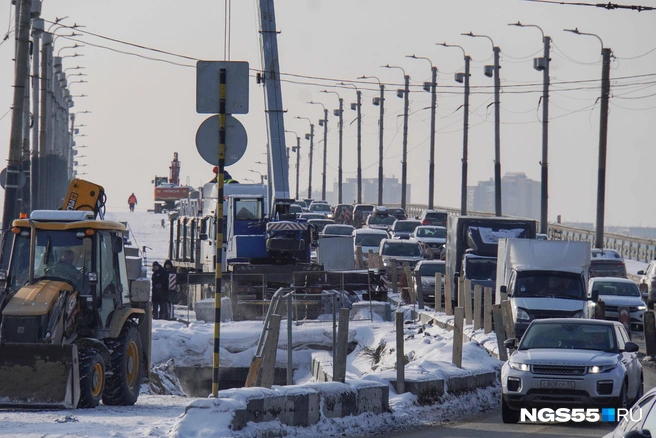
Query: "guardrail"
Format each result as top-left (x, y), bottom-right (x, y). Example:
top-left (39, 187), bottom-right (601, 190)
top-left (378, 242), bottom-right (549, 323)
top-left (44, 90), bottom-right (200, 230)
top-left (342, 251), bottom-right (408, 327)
top-left (388, 203), bottom-right (656, 264)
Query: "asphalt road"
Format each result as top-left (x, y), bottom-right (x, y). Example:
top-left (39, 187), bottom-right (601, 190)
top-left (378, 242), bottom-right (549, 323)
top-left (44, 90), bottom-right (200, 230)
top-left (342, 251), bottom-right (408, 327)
top-left (374, 333), bottom-right (656, 438)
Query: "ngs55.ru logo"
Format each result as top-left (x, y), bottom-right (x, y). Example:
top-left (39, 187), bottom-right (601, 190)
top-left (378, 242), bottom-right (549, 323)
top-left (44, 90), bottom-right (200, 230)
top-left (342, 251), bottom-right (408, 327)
top-left (521, 408), bottom-right (642, 423)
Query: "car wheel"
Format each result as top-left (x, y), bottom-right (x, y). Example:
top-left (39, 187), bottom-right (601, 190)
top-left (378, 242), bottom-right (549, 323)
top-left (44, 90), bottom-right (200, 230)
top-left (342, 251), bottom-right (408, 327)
top-left (102, 323), bottom-right (143, 406)
top-left (501, 395), bottom-right (520, 424)
top-left (617, 381), bottom-right (629, 412)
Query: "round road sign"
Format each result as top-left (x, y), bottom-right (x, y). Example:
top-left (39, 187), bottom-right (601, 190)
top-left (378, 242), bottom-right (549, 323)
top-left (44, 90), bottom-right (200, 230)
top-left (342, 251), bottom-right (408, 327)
top-left (195, 114), bottom-right (248, 167)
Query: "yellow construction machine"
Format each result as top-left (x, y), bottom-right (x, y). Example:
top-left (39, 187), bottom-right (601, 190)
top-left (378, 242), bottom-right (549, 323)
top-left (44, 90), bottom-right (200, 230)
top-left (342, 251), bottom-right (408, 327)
top-left (0, 179), bottom-right (151, 408)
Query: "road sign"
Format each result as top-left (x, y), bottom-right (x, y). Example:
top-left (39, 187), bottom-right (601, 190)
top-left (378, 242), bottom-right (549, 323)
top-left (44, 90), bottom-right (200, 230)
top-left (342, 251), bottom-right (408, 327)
top-left (196, 61), bottom-right (249, 114)
top-left (0, 168), bottom-right (26, 190)
top-left (195, 115), bottom-right (248, 167)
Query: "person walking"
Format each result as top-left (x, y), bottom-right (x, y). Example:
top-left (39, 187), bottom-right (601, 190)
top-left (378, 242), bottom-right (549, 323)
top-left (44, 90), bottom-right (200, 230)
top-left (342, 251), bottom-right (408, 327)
top-left (128, 193), bottom-right (138, 212)
top-left (163, 259), bottom-right (177, 320)
top-left (151, 261), bottom-right (169, 320)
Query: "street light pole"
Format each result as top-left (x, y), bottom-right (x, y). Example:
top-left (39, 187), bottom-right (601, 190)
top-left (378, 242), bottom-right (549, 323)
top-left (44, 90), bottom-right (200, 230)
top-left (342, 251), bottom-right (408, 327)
top-left (437, 43), bottom-right (471, 216)
top-left (383, 65), bottom-right (410, 210)
top-left (295, 116), bottom-right (314, 199)
top-left (359, 75), bottom-right (385, 206)
top-left (285, 130), bottom-right (301, 200)
top-left (407, 55), bottom-right (437, 210)
top-left (321, 90), bottom-right (344, 203)
top-left (565, 28), bottom-right (610, 249)
top-left (339, 83), bottom-right (363, 204)
top-left (463, 32), bottom-right (502, 216)
top-left (308, 102), bottom-right (328, 200)
top-left (509, 22), bottom-right (551, 234)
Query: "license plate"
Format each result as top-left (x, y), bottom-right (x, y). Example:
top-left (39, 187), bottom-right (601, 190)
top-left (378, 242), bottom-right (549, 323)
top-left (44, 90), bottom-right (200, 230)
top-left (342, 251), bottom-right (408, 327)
top-left (540, 380), bottom-right (575, 390)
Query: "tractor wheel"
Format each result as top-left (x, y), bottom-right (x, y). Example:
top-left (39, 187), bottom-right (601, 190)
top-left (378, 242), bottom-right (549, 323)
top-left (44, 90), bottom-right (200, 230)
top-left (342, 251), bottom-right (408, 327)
top-left (102, 323), bottom-right (143, 406)
top-left (77, 349), bottom-right (105, 408)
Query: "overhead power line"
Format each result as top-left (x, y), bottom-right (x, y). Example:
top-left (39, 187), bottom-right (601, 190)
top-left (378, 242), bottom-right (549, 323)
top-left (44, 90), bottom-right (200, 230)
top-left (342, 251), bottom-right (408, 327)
top-left (524, 0), bottom-right (655, 11)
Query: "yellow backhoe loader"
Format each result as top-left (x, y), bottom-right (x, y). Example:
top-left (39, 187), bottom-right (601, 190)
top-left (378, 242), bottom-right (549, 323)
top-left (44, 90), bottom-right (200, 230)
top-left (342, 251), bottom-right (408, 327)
top-left (0, 179), bottom-right (151, 408)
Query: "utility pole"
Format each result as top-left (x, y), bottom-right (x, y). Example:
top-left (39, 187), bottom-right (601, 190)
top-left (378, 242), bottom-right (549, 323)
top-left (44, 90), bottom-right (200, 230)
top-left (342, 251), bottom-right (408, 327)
top-left (565, 28), bottom-right (610, 249)
top-left (285, 130), bottom-right (301, 200)
top-left (38, 32), bottom-right (51, 212)
top-left (321, 108), bottom-right (328, 200)
top-left (321, 90), bottom-right (344, 203)
top-left (510, 22), bottom-right (551, 234)
top-left (492, 46), bottom-right (502, 217)
top-left (596, 47), bottom-right (611, 249)
top-left (3, 0), bottom-right (32, 230)
top-left (461, 55), bottom-right (471, 216)
top-left (401, 74), bottom-right (410, 211)
top-left (307, 124), bottom-right (314, 199)
top-left (31, 18), bottom-right (43, 211)
top-left (355, 90), bottom-right (362, 204)
top-left (407, 55), bottom-right (437, 210)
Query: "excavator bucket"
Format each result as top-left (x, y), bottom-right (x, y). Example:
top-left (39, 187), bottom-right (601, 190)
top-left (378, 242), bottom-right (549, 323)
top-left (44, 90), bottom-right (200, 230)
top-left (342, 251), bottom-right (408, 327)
top-left (0, 344), bottom-right (80, 409)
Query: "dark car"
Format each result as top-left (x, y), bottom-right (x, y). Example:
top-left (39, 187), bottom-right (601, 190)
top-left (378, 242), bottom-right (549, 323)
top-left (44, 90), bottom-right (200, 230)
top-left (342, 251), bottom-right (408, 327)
top-left (353, 204), bottom-right (375, 229)
top-left (418, 209), bottom-right (448, 227)
top-left (387, 208), bottom-right (407, 221)
top-left (414, 260), bottom-right (446, 306)
top-left (389, 219), bottom-right (421, 240)
top-left (307, 218), bottom-right (335, 241)
top-left (365, 213), bottom-right (396, 232)
top-left (590, 249), bottom-right (627, 279)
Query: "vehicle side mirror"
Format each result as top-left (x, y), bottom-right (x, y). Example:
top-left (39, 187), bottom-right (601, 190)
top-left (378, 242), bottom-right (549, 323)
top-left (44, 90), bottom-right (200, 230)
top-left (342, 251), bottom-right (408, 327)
top-left (504, 338), bottom-right (517, 350)
top-left (199, 233), bottom-right (208, 241)
top-left (500, 285), bottom-right (507, 293)
top-left (624, 341), bottom-right (639, 353)
top-left (637, 270), bottom-right (645, 275)
top-left (623, 429), bottom-right (652, 438)
top-left (590, 290), bottom-right (599, 302)
top-left (112, 235), bottom-right (124, 254)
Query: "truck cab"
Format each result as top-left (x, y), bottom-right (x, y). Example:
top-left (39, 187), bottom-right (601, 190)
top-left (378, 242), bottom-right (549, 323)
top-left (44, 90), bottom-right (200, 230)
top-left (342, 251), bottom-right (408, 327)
top-left (496, 238), bottom-right (594, 339)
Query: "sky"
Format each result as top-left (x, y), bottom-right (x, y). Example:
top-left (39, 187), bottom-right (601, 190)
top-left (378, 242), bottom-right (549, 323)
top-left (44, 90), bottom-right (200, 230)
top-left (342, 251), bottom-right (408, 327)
top-left (0, 1), bottom-right (655, 226)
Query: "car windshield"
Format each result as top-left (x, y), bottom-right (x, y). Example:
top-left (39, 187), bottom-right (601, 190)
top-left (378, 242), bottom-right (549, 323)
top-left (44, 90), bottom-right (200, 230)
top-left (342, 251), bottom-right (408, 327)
top-left (311, 204), bottom-right (331, 212)
top-left (514, 271), bottom-right (585, 300)
top-left (465, 258), bottom-right (496, 281)
top-left (323, 225), bottom-right (354, 236)
top-left (356, 234), bottom-right (386, 247)
top-left (418, 263), bottom-right (445, 276)
top-left (370, 215), bottom-right (396, 225)
top-left (382, 242), bottom-right (421, 257)
top-left (592, 281), bottom-right (641, 297)
top-left (519, 322), bottom-right (617, 352)
top-left (289, 205), bottom-right (302, 214)
top-left (416, 227), bottom-right (446, 238)
top-left (394, 222), bottom-right (420, 232)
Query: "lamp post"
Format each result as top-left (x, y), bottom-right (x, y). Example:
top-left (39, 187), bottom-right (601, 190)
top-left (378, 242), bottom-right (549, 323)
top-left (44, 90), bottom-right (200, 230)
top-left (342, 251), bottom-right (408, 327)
top-left (295, 116), bottom-right (314, 199)
top-left (407, 54), bottom-right (438, 210)
top-left (509, 22), bottom-right (551, 234)
top-left (437, 42), bottom-right (471, 216)
top-left (565, 28), bottom-right (611, 249)
top-left (338, 82), bottom-right (363, 204)
top-left (321, 90), bottom-right (344, 203)
top-left (285, 130), bottom-right (301, 200)
top-left (249, 169), bottom-right (266, 184)
top-left (359, 75), bottom-right (385, 206)
top-left (382, 64), bottom-right (410, 210)
top-left (308, 101), bottom-right (328, 200)
top-left (463, 31), bottom-right (502, 216)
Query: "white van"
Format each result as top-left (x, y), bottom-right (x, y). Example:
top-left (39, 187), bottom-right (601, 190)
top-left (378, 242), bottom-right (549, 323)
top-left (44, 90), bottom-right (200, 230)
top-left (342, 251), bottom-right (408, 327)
top-left (353, 228), bottom-right (388, 266)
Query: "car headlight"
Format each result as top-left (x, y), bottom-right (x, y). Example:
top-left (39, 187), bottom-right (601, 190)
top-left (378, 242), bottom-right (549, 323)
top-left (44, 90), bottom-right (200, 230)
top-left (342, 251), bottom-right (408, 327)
top-left (573, 311), bottom-right (584, 318)
top-left (509, 361), bottom-right (530, 372)
top-left (588, 364), bottom-right (617, 374)
top-left (638, 305), bottom-right (647, 311)
top-left (516, 308), bottom-right (530, 321)
top-left (326, 213), bottom-right (333, 219)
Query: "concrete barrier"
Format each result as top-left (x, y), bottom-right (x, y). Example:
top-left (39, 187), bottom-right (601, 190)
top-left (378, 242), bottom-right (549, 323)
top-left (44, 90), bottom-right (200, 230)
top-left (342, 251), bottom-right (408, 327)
top-left (194, 297), bottom-right (233, 322)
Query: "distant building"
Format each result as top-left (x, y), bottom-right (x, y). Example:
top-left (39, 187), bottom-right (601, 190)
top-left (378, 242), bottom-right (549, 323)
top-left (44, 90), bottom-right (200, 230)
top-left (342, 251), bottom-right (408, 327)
top-left (332, 177), bottom-right (410, 205)
top-left (468, 172), bottom-right (540, 220)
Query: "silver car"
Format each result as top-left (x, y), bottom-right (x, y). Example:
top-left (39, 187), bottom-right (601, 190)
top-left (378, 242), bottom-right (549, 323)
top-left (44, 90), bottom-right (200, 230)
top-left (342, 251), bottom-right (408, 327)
top-left (501, 319), bottom-right (643, 424)
top-left (589, 277), bottom-right (647, 330)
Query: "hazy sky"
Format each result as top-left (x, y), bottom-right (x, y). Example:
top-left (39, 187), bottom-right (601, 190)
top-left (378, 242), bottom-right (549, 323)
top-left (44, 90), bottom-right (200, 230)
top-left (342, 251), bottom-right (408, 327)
top-left (0, 0), bottom-right (655, 226)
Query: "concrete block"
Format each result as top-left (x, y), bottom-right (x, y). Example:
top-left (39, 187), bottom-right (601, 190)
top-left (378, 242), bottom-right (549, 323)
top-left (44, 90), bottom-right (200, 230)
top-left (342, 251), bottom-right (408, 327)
top-left (348, 380), bottom-right (389, 415)
top-left (390, 378), bottom-right (445, 405)
top-left (194, 297), bottom-right (232, 322)
top-left (308, 382), bottom-right (358, 418)
top-left (274, 385), bottom-right (320, 427)
top-left (446, 371), bottom-right (496, 395)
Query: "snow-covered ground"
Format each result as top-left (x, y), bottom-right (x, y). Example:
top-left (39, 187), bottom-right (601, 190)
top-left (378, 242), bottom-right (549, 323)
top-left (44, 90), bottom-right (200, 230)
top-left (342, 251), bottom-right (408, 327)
top-left (0, 211), bottom-right (501, 437)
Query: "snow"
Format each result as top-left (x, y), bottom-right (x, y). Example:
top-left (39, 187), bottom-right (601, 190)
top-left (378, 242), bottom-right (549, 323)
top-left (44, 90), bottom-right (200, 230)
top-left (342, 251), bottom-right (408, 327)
top-left (0, 211), bottom-right (505, 436)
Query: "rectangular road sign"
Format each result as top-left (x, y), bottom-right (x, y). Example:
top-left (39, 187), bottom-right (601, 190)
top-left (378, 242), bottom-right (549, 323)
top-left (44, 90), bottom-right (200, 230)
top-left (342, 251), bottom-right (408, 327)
top-left (196, 61), bottom-right (249, 114)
